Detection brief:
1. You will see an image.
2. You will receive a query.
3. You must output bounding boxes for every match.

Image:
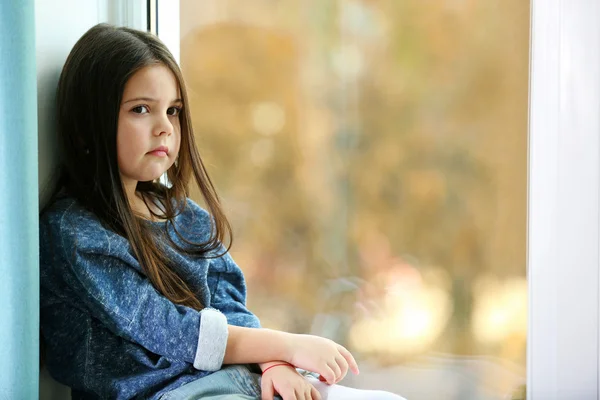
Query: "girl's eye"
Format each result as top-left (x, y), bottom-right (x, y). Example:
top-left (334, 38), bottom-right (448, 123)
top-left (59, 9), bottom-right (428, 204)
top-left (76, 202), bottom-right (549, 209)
top-left (132, 105), bottom-right (149, 114)
top-left (167, 107), bottom-right (181, 116)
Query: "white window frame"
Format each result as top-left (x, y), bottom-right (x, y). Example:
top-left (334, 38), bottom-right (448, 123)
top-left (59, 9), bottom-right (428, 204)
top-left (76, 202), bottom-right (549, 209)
top-left (156, 1), bottom-right (180, 64)
top-left (528, 0), bottom-right (600, 398)
top-left (152, 1), bottom-right (600, 398)
top-left (105, 0), bottom-right (147, 31)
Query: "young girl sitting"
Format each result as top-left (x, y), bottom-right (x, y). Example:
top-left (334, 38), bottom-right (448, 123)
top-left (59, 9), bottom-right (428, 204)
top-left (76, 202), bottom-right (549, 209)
top-left (40, 23), bottom-right (406, 400)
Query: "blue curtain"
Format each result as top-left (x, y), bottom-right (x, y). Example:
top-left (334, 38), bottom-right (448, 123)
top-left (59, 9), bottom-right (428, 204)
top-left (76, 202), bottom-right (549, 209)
top-left (0, 0), bottom-right (39, 398)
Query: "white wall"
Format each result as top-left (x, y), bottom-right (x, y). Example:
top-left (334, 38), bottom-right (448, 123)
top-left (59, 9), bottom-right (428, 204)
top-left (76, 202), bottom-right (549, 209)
top-left (37, 0), bottom-right (105, 205)
top-left (37, 0), bottom-right (146, 205)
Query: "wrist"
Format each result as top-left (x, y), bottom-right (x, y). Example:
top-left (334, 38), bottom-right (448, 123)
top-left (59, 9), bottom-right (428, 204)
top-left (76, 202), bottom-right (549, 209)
top-left (259, 360), bottom-right (284, 371)
top-left (262, 329), bottom-right (294, 364)
top-left (261, 362), bottom-right (294, 375)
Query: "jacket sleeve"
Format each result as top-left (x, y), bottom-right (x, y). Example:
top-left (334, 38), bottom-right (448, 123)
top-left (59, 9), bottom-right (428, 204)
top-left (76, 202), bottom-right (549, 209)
top-left (209, 250), bottom-right (261, 329)
top-left (55, 220), bottom-right (228, 372)
top-left (183, 198), bottom-right (261, 329)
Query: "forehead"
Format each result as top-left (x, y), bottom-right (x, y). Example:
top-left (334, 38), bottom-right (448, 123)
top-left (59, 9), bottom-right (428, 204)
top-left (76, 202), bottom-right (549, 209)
top-left (122, 64), bottom-right (181, 100)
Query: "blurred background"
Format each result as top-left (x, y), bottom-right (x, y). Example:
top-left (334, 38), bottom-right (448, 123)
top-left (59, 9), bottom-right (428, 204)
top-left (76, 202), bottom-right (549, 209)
top-left (180, 1), bottom-right (529, 399)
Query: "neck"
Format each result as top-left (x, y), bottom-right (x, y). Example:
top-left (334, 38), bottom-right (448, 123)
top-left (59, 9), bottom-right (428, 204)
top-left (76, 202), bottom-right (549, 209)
top-left (122, 178), bottom-right (165, 222)
top-left (122, 178), bottom-right (149, 219)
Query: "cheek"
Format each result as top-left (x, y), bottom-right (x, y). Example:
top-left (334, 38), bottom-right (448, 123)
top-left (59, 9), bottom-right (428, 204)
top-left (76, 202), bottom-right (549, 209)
top-left (175, 132), bottom-right (182, 153)
top-left (172, 125), bottom-right (182, 154)
top-left (116, 122), bottom-right (126, 162)
top-left (116, 119), bottom-right (140, 167)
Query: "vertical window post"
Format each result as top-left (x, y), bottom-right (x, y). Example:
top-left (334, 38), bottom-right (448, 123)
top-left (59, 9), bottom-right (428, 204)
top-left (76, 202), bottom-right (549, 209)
top-left (528, 0), bottom-right (600, 397)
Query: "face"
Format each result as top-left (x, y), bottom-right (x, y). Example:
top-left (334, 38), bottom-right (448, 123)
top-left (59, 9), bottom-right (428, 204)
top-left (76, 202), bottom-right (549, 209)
top-left (117, 64), bottom-right (182, 192)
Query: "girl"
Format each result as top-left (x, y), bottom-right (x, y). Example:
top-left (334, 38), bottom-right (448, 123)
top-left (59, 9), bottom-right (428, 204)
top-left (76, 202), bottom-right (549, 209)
top-left (40, 23), bottom-right (406, 400)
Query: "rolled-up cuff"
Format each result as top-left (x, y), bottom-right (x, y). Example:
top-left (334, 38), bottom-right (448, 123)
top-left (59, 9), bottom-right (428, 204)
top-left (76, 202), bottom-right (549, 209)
top-left (193, 308), bottom-right (228, 371)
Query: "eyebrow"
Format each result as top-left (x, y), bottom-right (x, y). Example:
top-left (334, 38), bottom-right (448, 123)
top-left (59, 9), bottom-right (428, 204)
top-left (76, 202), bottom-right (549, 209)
top-left (122, 97), bottom-right (183, 104)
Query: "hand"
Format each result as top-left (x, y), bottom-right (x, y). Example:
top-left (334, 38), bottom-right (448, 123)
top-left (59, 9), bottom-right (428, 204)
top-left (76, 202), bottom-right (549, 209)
top-left (284, 334), bottom-right (360, 385)
top-left (260, 362), bottom-right (321, 400)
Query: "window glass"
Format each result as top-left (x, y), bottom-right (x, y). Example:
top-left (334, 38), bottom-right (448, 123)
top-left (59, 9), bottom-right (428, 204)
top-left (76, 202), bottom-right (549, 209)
top-left (180, 1), bottom-right (529, 398)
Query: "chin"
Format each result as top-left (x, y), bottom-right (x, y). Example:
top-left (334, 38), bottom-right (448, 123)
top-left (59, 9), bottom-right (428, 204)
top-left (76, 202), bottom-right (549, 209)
top-left (137, 172), bottom-right (167, 183)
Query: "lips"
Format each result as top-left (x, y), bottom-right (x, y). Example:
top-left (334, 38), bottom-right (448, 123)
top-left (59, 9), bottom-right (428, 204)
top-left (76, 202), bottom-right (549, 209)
top-left (148, 145), bottom-right (168, 157)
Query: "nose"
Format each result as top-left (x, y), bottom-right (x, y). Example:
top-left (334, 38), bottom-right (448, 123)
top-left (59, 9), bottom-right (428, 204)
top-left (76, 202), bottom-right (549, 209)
top-left (153, 115), bottom-right (173, 137)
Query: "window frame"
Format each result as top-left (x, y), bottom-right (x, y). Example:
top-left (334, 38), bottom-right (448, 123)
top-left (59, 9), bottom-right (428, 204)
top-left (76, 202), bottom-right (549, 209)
top-left (156, 1), bottom-right (180, 64)
top-left (528, 0), bottom-right (600, 398)
top-left (108, 0), bottom-right (147, 31)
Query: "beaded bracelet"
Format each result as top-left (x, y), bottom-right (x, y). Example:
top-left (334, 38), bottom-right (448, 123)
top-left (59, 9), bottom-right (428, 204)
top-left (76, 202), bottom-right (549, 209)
top-left (262, 362), bottom-right (294, 375)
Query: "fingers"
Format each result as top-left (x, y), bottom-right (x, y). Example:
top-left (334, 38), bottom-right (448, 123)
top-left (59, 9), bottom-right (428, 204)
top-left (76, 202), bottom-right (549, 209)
top-left (337, 345), bottom-right (360, 375)
top-left (289, 386), bottom-right (311, 400)
top-left (310, 384), bottom-right (322, 400)
top-left (297, 387), bottom-right (309, 400)
top-left (277, 382), bottom-right (314, 400)
top-left (334, 354), bottom-right (349, 381)
top-left (321, 364), bottom-right (336, 385)
top-left (327, 360), bottom-right (342, 383)
top-left (302, 380), bottom-right (323, 400)
top-left (261, 377), bottom-right (275, 400)
top-left (304, 385), bottom-right (314, 400)
top-left (278, 386), bottom-right (296, 400)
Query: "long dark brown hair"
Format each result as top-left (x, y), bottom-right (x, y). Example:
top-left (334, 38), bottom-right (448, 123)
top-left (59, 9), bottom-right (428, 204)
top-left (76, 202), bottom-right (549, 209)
top-left (51, 23), bottom-right (232, 310)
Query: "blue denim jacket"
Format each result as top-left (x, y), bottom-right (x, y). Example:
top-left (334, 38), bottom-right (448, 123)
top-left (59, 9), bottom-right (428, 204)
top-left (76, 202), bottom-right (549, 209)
top-left (40, 196), bottom-right (261, 399)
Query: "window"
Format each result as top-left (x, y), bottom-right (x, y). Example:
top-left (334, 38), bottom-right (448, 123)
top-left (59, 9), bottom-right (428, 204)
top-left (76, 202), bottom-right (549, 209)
top-left (173, 1), bottom-right (529, 398)
top-left (156, 1), bottom-right (600, 398)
